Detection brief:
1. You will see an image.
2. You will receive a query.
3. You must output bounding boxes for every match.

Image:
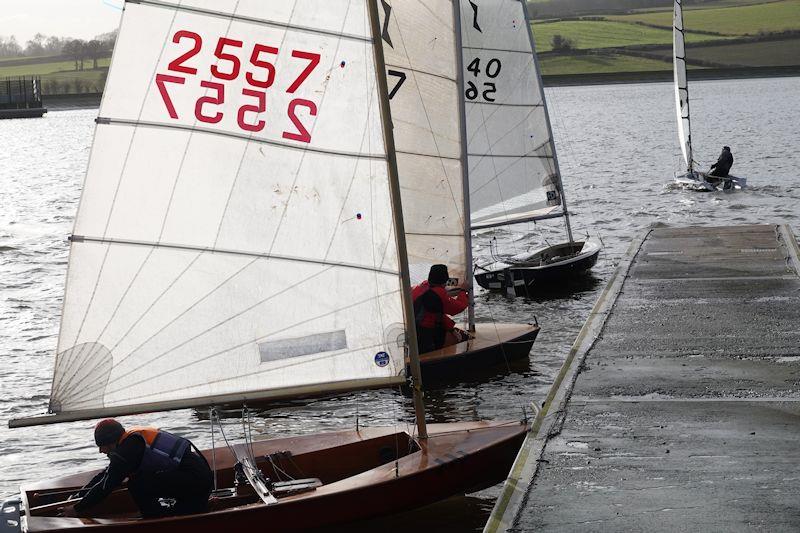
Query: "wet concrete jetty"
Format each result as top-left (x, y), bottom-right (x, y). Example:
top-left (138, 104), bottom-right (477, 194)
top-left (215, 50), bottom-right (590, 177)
top-left (487, 224), bottom-right (800, 532)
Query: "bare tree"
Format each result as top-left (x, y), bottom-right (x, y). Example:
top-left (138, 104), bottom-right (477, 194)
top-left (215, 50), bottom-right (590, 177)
top-left (85, 40), bottom-right (104, 69)
top-left (0, 35), bottom-right (23, 57)
top-left (63, 39), bottom-right (88, 70)
top-left (25, 33), bottom-right (47, 56)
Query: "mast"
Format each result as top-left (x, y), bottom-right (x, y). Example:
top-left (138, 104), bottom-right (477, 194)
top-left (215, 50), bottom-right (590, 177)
top-left (521, 0), bottom-right (574, 245)
top-left (366, 0), bottom-right (427, 439)
top-left (453, 0), bottom-right (475, 331)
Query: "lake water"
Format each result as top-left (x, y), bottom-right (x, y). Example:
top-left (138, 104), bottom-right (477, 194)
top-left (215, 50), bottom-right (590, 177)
top-left (1, 76), bottom-right (799, 530)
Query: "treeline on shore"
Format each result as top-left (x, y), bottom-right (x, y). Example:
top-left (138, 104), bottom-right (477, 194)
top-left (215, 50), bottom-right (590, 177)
top-left (0, 31), bottom-right (116, 70)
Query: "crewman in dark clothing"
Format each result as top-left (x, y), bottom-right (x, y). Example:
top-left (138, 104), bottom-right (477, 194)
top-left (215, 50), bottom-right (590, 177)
top-left (59, 419), bottom-right (213, 519)
top-left (411, 264), bottom-right (470, 353)
top-left (709, 146), bottom-right (734, 178)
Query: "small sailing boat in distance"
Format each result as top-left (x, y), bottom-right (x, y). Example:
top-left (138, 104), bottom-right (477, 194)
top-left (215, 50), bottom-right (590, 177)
top-left (5, 1), bottom-right (527, 530)
top-left (672, 0), bottom-right (746, 192)
top-left (460, 0), bottom-right (600, 296)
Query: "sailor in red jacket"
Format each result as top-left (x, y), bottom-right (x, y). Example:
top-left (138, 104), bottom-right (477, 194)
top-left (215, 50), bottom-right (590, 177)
top-left (412, 264), bottom-right (470, 353)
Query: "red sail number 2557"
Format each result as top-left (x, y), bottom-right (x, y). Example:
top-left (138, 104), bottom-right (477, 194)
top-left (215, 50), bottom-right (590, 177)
top-left (155, 31), bottom-right (320, 143)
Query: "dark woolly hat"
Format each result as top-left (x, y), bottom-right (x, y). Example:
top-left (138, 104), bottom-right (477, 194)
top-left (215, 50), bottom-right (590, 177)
top-left (94, 419), bottom-right (125, 446)
top-left (723, 146), bottom-right (730, 151)
top-left (428, 264), bottom-right (449, 285)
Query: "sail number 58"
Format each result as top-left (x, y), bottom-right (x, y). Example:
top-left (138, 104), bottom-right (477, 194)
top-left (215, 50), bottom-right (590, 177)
top-left (155, 30), bottom-right (320, 143)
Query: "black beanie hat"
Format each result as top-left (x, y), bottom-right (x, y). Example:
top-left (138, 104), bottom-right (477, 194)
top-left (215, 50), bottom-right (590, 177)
top-left (94, 419), bottom-right (125, 446)
top-left (428, 264), bottom-right (449, 285)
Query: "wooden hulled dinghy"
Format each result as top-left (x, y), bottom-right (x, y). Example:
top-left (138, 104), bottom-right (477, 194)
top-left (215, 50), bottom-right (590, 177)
top-left (416, 323), bottom-right (539, 382)
top-left (18, 422), bottom-right (526, 532)
top-left (6, 2), bottom-right (528, 531)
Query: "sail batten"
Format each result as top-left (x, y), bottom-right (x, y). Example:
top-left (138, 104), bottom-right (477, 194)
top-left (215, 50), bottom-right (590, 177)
top-left (33, 0), bottom-right (416, 420)
top-left (96, 118), bottom-right (389, 159)
top-left (69, 236), bottom-right (401, 276)
top-left (461, 0), bottom-right (564, 232)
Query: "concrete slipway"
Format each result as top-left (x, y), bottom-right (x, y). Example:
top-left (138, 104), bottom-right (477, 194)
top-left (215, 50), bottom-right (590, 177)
top-left (486, 224), bottom-right (800, 532)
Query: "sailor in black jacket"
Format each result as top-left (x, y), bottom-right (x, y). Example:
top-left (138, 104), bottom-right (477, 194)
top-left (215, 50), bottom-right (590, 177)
top-left (60, 419), bottom-right (212, 519)
top-left (709, 146), bottom-right (734, 177)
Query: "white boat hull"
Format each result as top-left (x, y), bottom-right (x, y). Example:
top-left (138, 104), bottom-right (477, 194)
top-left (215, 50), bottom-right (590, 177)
top-left (673, 171), bottom-right (746, 192)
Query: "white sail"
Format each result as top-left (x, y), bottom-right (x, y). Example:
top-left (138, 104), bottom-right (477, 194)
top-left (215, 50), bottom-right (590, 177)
top-left (673, 0), bottom-right (693, 171)
top-left (48, 0), bottom-right (409, 417)
top-left (460, 0), bottom-right (562, 230)
top-left (380, 0), bottom-right (468, 284)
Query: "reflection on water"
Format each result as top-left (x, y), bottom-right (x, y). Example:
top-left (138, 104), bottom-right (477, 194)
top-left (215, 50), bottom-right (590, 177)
top-left (1, 77), bottom-right (799, 530)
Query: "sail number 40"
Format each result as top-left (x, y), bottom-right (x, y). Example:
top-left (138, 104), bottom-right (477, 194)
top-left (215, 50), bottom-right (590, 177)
top-left (465, 57), bottom-right (501, 102)
top-left (155, 30), bottom-right (320, 143)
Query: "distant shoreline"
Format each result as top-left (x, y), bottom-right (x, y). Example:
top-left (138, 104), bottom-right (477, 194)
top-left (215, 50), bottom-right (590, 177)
top-left (542, 65), bottom-right (800, 87)
top-left (38, 66), bottom-right (800, 108)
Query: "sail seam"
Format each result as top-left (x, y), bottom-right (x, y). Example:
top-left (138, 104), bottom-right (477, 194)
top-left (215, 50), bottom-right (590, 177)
top-left (126, 0), bottom-right (372, 43)
top-left (95, 117), bottom-right (387, 160)
top-left (69, 235), bottom-right (399, 276)
top-left (395, 149), bottom-right (460, 161)
top-left (468, 153), bottom-right (551, 159)
top-left (383, 63), bottom-right (456, 84)
top-left (462, 46), bottom-right (530, 54)
top-left (471, 211), bottom-right (565, 230)
top-left (405, 232), bottom-right (464, 237)
top-left (469, 101), bottom-right (544, 108)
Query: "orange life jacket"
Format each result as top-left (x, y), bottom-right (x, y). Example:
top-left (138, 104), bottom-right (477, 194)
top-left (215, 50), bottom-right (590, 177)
top-left (119, 427), bottom-right (190, 474)
top-left (119, 426), bottom-right (159, 446)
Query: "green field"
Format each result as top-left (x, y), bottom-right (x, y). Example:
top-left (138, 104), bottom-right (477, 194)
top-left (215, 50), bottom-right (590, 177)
top-left (607, 0), bottom-right (800, 35)
top-left (0, 58), bottom-right (110, 77)
top-left (533, 20), bottom-right (729, 51)
top-left (538, 53), bottom-right (675, 75)
top-left (0, 56), bottom-right (111, 94)
top-left (683, 37), bottom-right (800, 65)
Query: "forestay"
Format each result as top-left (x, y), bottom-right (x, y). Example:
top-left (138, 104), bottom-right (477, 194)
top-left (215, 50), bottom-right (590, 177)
top-left (46, 0), bottom-right (408, 418)
top-left (379, 0), bottom-right (468, 284)
top-left (460, 0), bottom-right (562, 230)
top-left (673, 0), bottom-right (693, 172)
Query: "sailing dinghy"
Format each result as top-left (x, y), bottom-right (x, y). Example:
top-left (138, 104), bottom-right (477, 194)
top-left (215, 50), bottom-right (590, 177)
top-left (383, 0), bottom-right (539, 374)
top-left (461, 0), bottom-right (600, 297)
top-left (5, 1), bottom-right (527, 530)
top-left (672, 0), bottom-right (746, 192)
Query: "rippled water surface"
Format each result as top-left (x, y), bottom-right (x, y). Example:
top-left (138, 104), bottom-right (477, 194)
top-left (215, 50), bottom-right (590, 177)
top-left (1, 77), bottom-right (799, 529)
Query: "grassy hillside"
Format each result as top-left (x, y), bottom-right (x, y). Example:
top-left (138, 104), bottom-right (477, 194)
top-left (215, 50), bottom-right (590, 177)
top-left (533, 20), bottom-right (728, 51)
top-left (538, 53), bottom-right (681, 74)
top-left (533, 0), bottom-right (800, 78)
top-left (606, 0), bottom-right (800, 35)
top-left (0, 56), bottom-right (110, 95)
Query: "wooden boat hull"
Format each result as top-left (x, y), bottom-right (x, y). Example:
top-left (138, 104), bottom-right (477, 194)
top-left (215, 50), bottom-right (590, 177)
top-left (415, 323), bottom-right (539, 383)
top-left (475, 241), bottom-right (600, 295)
top-left (18, 421), bottom-right (527, 532)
